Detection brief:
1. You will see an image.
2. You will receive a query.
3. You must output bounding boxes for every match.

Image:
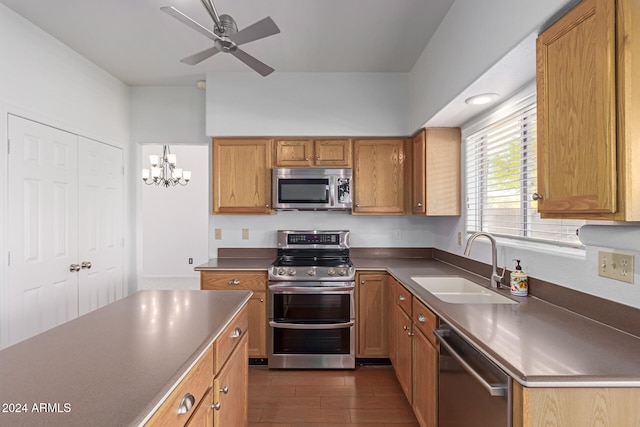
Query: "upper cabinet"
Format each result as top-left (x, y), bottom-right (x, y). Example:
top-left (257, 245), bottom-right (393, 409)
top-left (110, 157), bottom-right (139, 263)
top-left (212, 138), bottom-right (272, 214)
top-left (536, 0), bottom-right (640, 220)
top-left (353, 138), bottom-right (409, 215)
top-left (275, 139), bottom-right (352, 167)
top-left (412, 128), bottom-right (461, 216)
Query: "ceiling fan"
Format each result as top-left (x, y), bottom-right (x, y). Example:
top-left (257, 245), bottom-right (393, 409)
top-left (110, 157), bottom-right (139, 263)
top-left (161, 0), bottom-right (280, 76)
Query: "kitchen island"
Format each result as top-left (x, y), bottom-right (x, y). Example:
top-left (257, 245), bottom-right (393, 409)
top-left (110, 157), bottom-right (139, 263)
top-left (0, 289), bottom-right (251, 427)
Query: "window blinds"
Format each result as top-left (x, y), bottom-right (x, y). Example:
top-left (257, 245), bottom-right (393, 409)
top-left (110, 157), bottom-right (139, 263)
top-left (466, 104), bottom-right (584, 247)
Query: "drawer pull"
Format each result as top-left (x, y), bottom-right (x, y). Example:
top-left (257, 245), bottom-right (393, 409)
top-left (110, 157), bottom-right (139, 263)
top-left (177, 393), bottom-right (195, 414)
top-left (231, 327), bottom-right (242, 338)
top-left (398, 294), bottom-right (406, 301)
top-left (228, 279), bottom-right (240, 285)
top-left (417, 313), bottom-right (426, 323)
top-left (212, 402), bottom-right (221, 411)
top-left (220, 386), bottom-right (229, 394)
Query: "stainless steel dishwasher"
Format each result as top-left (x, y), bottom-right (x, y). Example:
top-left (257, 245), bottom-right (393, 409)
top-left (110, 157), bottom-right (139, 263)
top-left (435, 323), bottom-right (511, 427)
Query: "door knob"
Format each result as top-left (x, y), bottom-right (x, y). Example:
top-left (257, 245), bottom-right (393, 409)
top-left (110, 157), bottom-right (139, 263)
top-left (69, 264), bottom-right (81, 272)
top-left (81, 261), bottom-right (92, 270)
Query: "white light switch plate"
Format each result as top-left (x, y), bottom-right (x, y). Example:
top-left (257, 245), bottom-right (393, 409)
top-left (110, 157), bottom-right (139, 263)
top-left (598, 251), bottom-right (634, 284)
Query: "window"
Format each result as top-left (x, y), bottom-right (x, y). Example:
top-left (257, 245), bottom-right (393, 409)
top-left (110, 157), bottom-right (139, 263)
top-left (465, 101), bottom-right (584, 247)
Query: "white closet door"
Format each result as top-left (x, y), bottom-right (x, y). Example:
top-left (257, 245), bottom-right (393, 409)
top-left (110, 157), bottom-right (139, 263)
top-left (77, 137), bottom-right (124, 316)
top-left (7, 115), bottom-right (79, 346)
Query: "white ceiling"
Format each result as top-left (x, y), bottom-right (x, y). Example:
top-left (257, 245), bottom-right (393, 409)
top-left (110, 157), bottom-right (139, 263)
top-left (0, 0), bottom-right (455, 86)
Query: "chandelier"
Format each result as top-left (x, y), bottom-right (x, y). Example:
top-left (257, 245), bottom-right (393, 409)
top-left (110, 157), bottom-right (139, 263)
top-left (142, 145), bottom-right (191, 187)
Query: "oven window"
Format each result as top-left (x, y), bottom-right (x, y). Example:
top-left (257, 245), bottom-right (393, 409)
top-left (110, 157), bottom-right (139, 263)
top-left (272, 294), bottom-right (351, 322)
top-left (272, 327), bottom-right (351, 354)
top-left (279, 179), bottom-right (329, 203)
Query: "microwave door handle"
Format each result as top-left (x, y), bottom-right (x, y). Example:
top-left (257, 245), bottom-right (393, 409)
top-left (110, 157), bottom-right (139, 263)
top-left (269, 321), bottom-right (354, 330)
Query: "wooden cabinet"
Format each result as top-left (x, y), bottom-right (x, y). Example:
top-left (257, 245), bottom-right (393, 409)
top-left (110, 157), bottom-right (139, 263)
top-left (411, 298), bottom-right (438, 427)
top-left (213, 333), bottom-right (248, 427)
top-left (275, 139), bottom-right (352, 167)
top-left (536, 0), bottom-right (640, 220)
top-left (147, 305), bottom-right (249, 427)
top-left (412, 128), bottom-right (461, 216)
top-left (353, 138), bottom-right (409, 214)
top-left (201, 271), bottom-right (268, 359)
top-left (212, 138), bottom-right (272, 214)
top-left (389, 277), bottom-right (413, 402)
top-left (512, 383), bottom-right (640, 426)
top-left (356, 272), bottom-right (389, 357)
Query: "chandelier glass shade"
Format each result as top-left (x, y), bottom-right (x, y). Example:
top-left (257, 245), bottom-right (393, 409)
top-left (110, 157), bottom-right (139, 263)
top-left (142, 145), bottom-right (191, 187)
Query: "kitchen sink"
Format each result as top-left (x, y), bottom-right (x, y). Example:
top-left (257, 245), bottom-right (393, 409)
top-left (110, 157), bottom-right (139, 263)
top-left (410, 276), bottom-right (517, 304)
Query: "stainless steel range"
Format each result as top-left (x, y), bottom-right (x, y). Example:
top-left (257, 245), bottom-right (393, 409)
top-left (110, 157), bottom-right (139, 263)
top-left (268, 230), bottom-right (355, 369)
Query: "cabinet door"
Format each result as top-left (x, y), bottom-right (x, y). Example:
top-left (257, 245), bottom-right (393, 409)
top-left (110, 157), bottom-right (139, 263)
top-left (413, 327), bottom-right (438, 427)
top-left (536, 0), bottom-right (617, 216)
top-left (412, 131), bottom-right (427, 214)
top-left (275, 139), bottom-right (313, 167)
top-left (357, 273), bottom-right (389, 357)
top-left (314, 139), bottom-right (352, 166)
top-left (353, 139), bottom-right (407, 214)
top-left (395, 303), bottom-right (413, 404)
top-left (212, 139), bottom-right (272, 214)
top-left (248, 291), bottom-right (267, 358)
top-left (213, 334), bottom-right (248, 427)
top-left (186, 387), bottom-right (212, 427)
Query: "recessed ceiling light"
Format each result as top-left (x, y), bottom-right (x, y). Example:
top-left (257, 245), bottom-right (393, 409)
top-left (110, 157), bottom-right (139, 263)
top-left (196, 80), bottom-right (206, 90)
top-left (465, 93), bottom-right (499, 105)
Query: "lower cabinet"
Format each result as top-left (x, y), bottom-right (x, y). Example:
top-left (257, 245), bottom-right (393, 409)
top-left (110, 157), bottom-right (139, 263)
top-left (147, 305), bottom-right (249, 426)
top-left (356, 272), bottom-right (389, 357)
top-left (388, 276), bottom-right (439, 427)
top-left (201, 271), bottom-right (268, 358)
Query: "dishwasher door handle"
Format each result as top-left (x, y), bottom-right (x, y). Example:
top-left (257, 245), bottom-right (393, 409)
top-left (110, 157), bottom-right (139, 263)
top-left (434, 329), bottom-right (508, 397)
top-left (270, 321), bottom-right (354, 330)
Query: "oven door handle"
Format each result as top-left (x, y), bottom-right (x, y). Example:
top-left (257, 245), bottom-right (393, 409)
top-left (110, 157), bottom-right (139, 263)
top-left (269, 286), bottom-right (354, 293)
top-left (269, 321), bottom-right (355, 330)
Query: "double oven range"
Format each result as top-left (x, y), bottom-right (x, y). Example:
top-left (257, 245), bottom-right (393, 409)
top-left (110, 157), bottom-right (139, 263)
top-left (268, 230), bottom-right (355, 369)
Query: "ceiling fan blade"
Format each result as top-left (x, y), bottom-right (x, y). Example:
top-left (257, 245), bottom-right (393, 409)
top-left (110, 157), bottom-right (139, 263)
top-left (230, 16), bottom-right (280, 46)
top-left (160, 6), bottom-right (221, 43)
top-left (180, 46), bottom-right (220, 65)
top-left (230, 48), bottom-right (274, 76)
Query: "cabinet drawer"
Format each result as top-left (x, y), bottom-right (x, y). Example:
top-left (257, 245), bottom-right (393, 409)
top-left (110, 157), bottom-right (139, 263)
top-left (389, 277), bottom-right (412, 315)
top-left (201, 271), bottom-right (266, 291)
top-left (147, 345), bottom-right (213, 426)
top-left (412, 298), bottom-right (438, 346)
top-left (214, 306), bottom-right (249, 374)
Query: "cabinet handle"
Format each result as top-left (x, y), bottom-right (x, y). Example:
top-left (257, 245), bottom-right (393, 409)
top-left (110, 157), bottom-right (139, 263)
top-left (305, 157), bottom-right (309, 161)
top-left (316, 156), bottom-right (320, 161)
top-left (403, 325), bottom-right (409, 331)
top-left (231, 327), bottom-right (242, 338)
top-left (177, 393), bottom-right (195, 414)
top-left (211, 402), bottom-right (221, 411)
top-left (259, 298), bottom-right (264, 303)
top-left (532, 193), bottom-right (544, 201)
top-left (398, 294), bottom-right (406, 301)
top-left (228, 279), bottom-right (240, 285)
top-left (81, 261), bottom-right (92, 270)
top-left (408, 331), bottom-right (414, 337)
top-left (266, 204), bottom-right (270, 208)
top-left (220, 386), bottom-right (229, 394)
top-left (417, 202), bottom-right (423, 207)
top-left (417, 313), bottom-right (426, 323)
top-left (69, 264), bottom-right (81, 272)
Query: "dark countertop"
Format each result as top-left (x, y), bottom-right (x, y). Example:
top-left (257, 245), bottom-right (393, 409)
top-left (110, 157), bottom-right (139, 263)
top-left (196, 256), bottom-right (640, 387)
top-left (0, 289), bottom-right (252, 427)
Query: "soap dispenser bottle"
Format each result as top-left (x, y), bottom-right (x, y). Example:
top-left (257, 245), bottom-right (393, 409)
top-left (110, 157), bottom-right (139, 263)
top-left (510, 259), bottom-right (528, 296)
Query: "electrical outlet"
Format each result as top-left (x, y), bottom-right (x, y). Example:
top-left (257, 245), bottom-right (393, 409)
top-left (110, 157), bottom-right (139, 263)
top-left (188, 258), bottom-right (193, 265)
top-left (457, 232), bottom-right (462, 246)
top-left (214, 228), bottom-right (222, 240)
top-left (242, 228), bottom-right (249, 240)
top-left (598, 251), bottom-right (634, 284)
top-left (393, 229), bottom-right (402, 240)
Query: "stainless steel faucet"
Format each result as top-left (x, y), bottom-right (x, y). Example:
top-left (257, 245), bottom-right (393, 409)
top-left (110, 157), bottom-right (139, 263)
top-left (463, 232), bottom-right (506, 289)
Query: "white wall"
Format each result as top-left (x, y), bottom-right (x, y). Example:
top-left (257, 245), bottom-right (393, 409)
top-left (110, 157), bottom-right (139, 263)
top-left (140, 145), bottom-right (209, 290)
top-left (206, 72), bottom-right (410, 136)
top-left (130, 87), bottom-right (210, 290)
top-left (0, 4), bottom-right (131, 345)
top-left (409, 0), bottom-right (578, 131)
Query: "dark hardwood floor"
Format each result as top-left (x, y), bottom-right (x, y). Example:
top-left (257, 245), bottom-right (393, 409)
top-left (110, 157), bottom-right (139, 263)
top-left (248, 365), bottom-right (420, 426)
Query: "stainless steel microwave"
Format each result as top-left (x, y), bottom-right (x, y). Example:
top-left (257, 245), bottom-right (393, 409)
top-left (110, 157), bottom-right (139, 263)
top-left (272, 168), bottom-right (352, 210)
